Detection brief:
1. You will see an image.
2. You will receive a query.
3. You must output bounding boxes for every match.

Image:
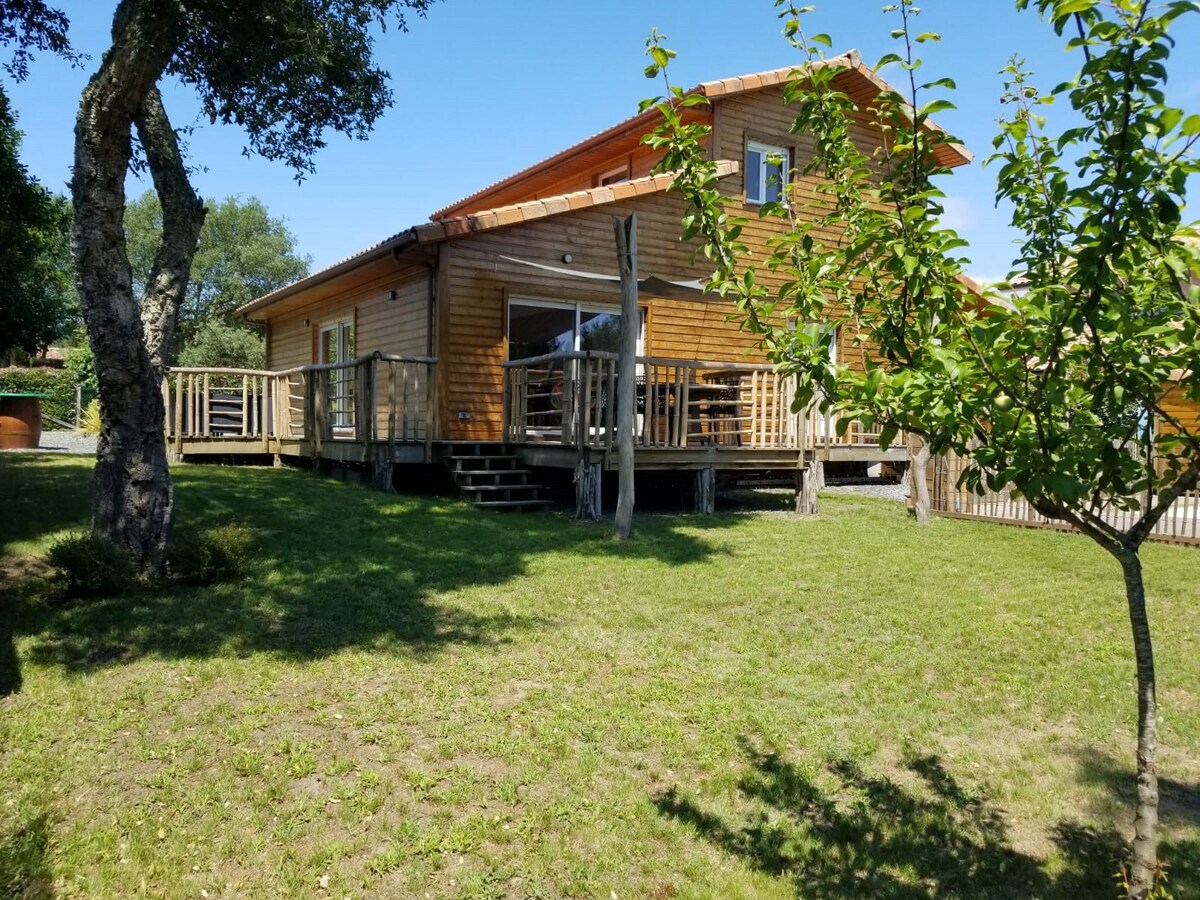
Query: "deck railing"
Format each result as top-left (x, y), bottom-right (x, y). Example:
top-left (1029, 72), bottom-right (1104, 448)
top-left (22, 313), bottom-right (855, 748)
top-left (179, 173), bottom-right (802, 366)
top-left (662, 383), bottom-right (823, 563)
top-left (502, 351), bottom-right (880, 452)
top-left (165, 353), bottom-right (436, 455)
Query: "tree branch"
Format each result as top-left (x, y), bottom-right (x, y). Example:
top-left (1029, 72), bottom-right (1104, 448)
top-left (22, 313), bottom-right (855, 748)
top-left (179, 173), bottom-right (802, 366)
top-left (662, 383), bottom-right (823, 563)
top-left (136, 87), bottom-right (206, 370)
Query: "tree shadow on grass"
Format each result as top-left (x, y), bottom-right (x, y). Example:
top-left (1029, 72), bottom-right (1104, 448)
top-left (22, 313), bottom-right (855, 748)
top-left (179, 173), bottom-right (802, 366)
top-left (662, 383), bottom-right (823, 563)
top-left (1072, 745), bottom-right (1200, 829)
top-left (1069, 746), bottom-right (1200, 897)
top-left (2, 458), bottom-right (736, 672)
top-left (0, 812), bottom-right (53, 899)
top-left (653, 738), bottom-right (1174, 899)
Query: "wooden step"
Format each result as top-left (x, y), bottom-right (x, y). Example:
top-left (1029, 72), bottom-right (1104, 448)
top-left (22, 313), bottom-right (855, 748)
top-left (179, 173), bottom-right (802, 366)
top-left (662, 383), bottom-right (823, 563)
top-left (472, 499), bottom-right (554, 510)
top-left (441, 442), bottom-right (549, 512)
top-left (459, 483), bottom-right (544, 493)
top-left (451, 472), bottom-right (532, 480)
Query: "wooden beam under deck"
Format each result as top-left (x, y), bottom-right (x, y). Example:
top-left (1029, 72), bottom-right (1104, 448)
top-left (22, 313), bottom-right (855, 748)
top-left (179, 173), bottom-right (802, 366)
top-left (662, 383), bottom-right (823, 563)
top-left (175, 437), bottom-right (428, 465)
top-left (510, 443), bottom-right (809, 473)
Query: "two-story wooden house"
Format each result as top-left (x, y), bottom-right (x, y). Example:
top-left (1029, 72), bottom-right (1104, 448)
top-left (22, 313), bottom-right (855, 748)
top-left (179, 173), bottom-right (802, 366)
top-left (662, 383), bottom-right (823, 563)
top-left (166, 51), bottom-right (974, 511)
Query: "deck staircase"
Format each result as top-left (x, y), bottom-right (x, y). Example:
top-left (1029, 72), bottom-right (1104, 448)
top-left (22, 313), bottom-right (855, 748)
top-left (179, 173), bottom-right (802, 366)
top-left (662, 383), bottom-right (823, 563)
top-left (441, 443), bottom-right (552, 512)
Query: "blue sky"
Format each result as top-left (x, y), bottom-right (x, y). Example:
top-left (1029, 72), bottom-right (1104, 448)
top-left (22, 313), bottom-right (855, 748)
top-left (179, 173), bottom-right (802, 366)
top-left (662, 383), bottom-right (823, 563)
top-left (5, 1), bottom-right (1199, 283)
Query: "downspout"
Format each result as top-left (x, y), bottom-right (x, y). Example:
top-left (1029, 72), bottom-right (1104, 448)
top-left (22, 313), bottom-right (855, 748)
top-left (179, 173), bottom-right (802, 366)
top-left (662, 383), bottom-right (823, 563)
top-left (426, 245), bottom-right (438, 357)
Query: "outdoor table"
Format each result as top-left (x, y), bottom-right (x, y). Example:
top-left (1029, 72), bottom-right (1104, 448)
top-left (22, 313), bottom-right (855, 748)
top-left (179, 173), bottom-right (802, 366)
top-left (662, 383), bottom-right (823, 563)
top-left (0, 392), bottom-right (50, 449)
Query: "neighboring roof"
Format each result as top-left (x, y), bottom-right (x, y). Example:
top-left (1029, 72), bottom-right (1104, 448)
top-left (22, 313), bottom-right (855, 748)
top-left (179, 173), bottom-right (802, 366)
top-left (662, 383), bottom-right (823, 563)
top-left (415, 162), bottom-right (738, 243)
top-left (432, 50), bottom-right (972, 219)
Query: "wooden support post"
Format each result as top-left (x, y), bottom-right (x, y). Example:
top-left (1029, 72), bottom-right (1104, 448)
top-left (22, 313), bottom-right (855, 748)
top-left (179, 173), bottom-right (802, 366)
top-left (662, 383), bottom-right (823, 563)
top-left (694, 466), bottom-right (716, 515)
top-left (241, 374), bottom-right (249, 437)
top-left (796, 459), bottom-right (822, 516)
top-left (202, 372), bottom-right (210, 437)
top-left (575, 459), bottom-right (602, 520)
top-left (613, 212), bottom-right (638, 540)
top-left (371, 447), bottom-right (394, 493)
top-left (424, 362), bottom-right (435, 463)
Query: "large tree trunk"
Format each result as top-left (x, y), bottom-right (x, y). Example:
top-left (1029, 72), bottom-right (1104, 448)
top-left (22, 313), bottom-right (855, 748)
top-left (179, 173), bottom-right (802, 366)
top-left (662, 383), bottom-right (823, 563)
top-left (71, 2), bottom-right (194, 577)
top-left (1116, 547), bottom-right (1159, 899)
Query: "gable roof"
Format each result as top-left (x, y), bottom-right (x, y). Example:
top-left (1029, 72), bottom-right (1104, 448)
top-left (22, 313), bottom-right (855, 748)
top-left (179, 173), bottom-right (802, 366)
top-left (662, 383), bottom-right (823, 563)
top-left (236, 52), bottom-right (975, 321)
top-left (431, 50), bottom-right (972, 220)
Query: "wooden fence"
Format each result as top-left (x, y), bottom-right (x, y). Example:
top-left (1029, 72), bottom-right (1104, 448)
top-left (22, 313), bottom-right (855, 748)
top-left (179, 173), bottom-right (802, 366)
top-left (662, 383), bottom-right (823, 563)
top-left (930, 448), bottom-right (1200, 547)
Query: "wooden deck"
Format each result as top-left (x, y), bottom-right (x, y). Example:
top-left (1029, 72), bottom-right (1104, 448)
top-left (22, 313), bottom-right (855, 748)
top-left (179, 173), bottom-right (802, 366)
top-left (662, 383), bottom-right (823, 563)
top-left (501, 350), bottom-right (903, 470)
top-left (165, 352), bottom-right (903, 492)
top-left (165, 353), bottom-right (437, 467)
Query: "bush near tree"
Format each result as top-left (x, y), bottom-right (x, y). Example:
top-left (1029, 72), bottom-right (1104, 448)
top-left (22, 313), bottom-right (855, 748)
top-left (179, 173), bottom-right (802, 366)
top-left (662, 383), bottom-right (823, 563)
top-left (0, 367), bottom-right (82, 424)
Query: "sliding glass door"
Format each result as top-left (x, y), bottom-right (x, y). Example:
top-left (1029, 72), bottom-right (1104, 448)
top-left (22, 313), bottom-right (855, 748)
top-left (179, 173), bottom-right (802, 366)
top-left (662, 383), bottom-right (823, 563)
top-left (507, 299), bottom-right (641, 360)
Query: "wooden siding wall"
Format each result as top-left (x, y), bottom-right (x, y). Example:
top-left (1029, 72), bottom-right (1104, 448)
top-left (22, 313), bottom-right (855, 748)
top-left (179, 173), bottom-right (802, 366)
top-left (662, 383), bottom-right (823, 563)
top-left (441, 190), bottom-right (753, 441)
top-left (1159, 382), bottom-right (1200, 437)
top-left (715, 84), bottom-right (896, 372)
top-left (438, 86), bottom-right (902, 441)
top-left (267, 270), bottom-right (431, 371)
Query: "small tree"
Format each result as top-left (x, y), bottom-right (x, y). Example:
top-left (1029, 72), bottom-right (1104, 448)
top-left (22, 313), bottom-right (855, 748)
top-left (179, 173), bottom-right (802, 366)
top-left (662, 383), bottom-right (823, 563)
top-left (177, 318), bottom-right (264, 370)
top-left (644, 1), bottom-right (1199, 895)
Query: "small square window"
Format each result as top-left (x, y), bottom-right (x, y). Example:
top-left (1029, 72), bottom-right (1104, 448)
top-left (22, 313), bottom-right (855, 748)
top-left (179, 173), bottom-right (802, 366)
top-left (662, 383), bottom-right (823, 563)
top-left (746, 141), bottom-right (789, 205)
top-left (597, 165), bottom-right (629, 187)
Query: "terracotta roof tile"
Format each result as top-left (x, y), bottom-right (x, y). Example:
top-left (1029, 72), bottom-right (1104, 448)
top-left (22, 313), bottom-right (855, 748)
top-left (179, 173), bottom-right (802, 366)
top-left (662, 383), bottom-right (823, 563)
top-left (415, 162), bottom-right (738, 244)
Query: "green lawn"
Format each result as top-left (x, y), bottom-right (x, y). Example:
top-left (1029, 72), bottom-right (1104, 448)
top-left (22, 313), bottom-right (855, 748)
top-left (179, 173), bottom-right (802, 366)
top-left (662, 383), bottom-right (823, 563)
top-left (1, 455), bottom-right (1197, 899)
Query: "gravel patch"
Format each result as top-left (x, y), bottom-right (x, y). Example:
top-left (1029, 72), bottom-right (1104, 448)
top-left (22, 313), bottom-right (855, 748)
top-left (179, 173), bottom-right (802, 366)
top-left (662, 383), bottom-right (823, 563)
top-left (1, 430), bottom-right (97, 456)
top-left (823, 481), bottom-right (910, 503)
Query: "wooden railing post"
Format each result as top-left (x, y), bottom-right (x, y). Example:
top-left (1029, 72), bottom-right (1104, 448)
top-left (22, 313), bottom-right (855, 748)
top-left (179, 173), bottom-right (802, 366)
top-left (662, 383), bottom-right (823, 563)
top-left (424, 360), bottom-right (435, 462)
top-left (173, 372), bottom-right (184, 452)
top-left (501, 365), bottom-right (512, 444)
top-left (581, 355), bottom-right (594, 447)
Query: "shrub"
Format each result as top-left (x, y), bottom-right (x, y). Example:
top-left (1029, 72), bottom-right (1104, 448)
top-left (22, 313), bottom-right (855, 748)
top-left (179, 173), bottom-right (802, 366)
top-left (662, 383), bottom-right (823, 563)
top-left (0, 367), bottom-right (78, 423)
top-left (168, 523), bottom-right (256, 585)
top-left (46, 532), bottom-right (137, 598)
top-left (63, 346), bottom-right (99, 399)
top-left (79, 399), bottom-right (101, 435)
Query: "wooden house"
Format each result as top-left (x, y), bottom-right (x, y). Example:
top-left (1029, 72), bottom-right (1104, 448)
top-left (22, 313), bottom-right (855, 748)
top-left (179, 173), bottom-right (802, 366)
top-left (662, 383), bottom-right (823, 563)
top-left (167, 51), bottom-right (974, 511)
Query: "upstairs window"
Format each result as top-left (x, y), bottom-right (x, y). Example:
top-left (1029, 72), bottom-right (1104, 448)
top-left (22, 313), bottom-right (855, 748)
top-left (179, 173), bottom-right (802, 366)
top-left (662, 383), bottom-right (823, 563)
top-left (746, 141), bottom-right (789, 205)
top-left (597, 165), bottom-right (630, 187)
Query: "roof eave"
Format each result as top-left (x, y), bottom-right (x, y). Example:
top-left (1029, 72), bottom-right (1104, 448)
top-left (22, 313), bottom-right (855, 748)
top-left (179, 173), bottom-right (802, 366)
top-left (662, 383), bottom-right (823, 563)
top-left (234, 229), bottom-right (420, 321)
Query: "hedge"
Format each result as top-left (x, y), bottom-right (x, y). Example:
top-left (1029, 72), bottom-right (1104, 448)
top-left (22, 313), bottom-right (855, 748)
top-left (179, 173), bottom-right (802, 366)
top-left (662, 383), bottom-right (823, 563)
top-left (0, 368), bottom-right (83, 425)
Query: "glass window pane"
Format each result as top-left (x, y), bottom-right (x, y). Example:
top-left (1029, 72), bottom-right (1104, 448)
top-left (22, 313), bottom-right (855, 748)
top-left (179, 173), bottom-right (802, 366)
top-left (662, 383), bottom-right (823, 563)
top-left (746, 147), bottom-right (762, 202)
top-left (579, 311), bottom-right (622, 353)
top-left (766, 157), bottom-right (782, 202)
top-left (509, 303), bottom-right (576, 360)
